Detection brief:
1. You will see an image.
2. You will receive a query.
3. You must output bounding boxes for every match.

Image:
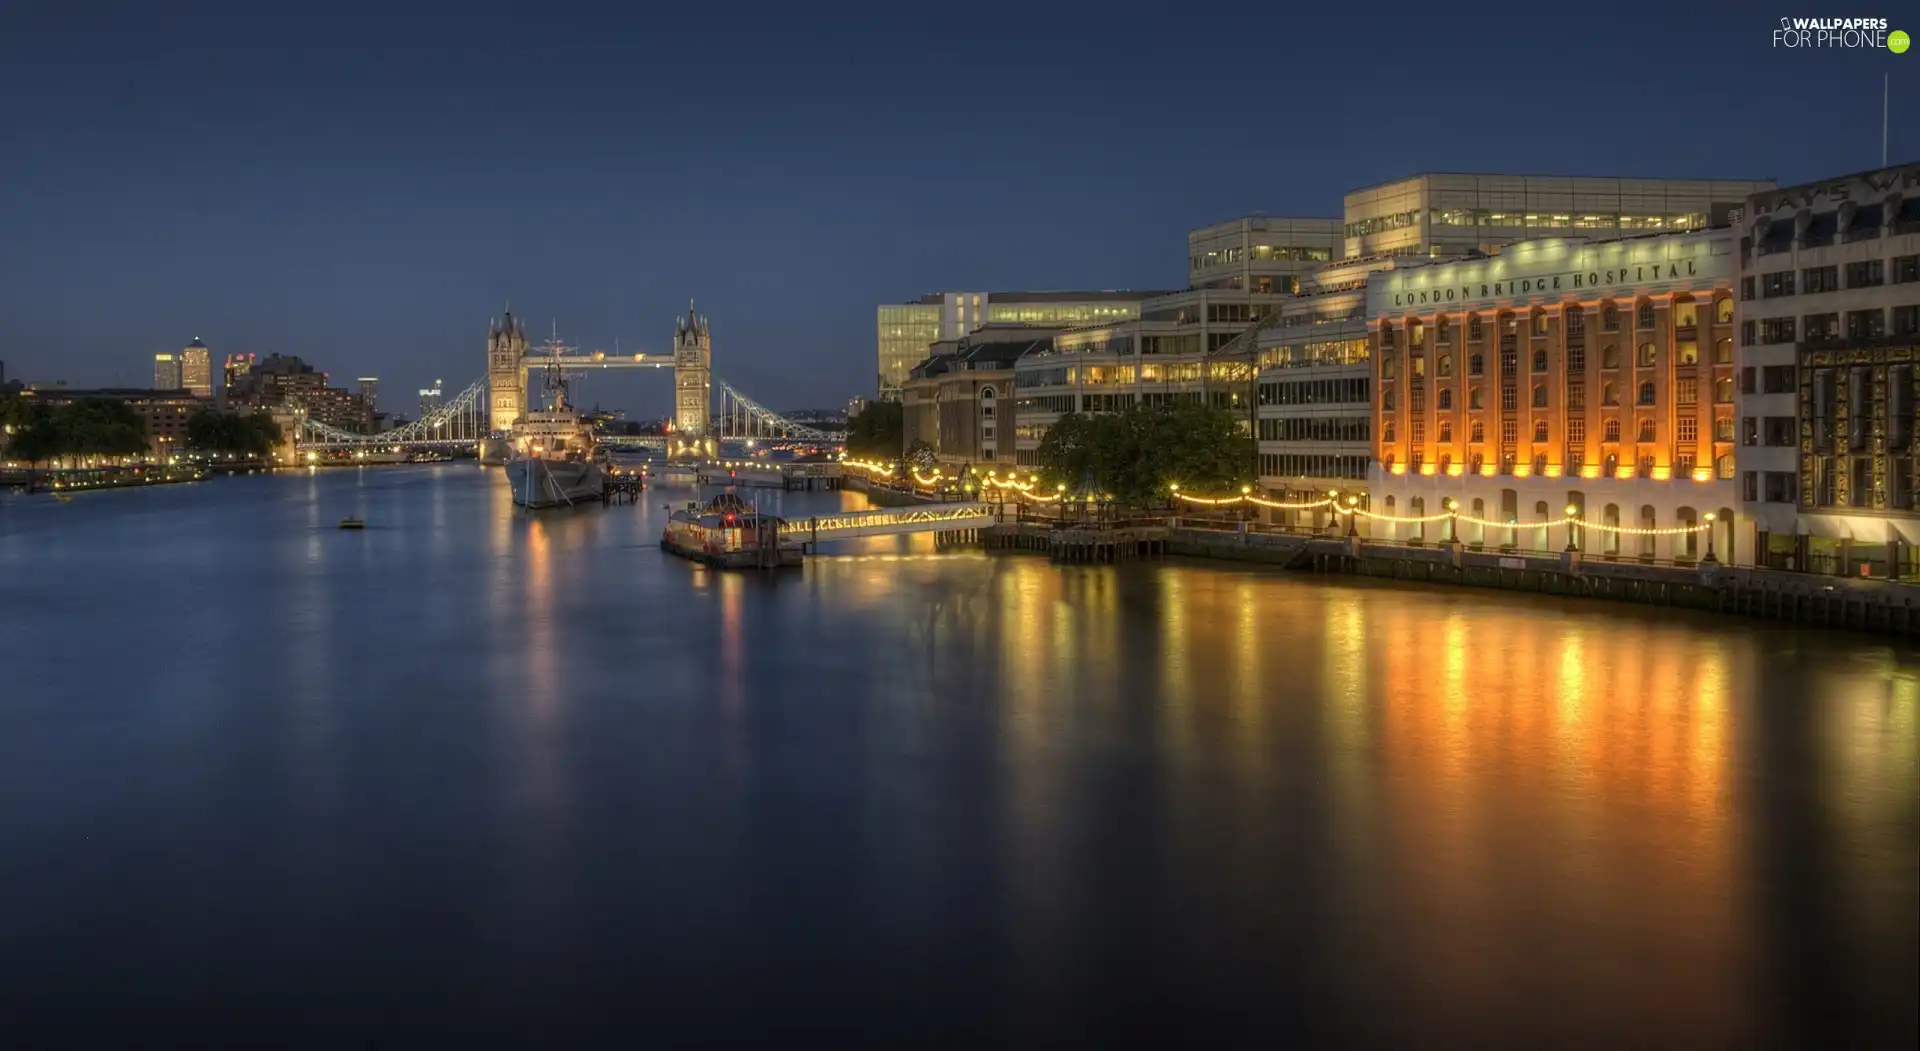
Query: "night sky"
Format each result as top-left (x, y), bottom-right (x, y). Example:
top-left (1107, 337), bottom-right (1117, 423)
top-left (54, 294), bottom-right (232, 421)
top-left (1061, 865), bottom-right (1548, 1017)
top-left (1, 3), bottom-right (1912, 413)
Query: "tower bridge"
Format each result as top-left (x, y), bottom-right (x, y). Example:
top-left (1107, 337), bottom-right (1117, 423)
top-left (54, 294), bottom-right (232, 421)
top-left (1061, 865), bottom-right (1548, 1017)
top-left (299, 302), bottom-right (840, 450)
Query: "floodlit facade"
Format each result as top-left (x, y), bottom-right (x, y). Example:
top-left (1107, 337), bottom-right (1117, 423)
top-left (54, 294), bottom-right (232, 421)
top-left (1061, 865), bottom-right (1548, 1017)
top-left (1735, 162), bottom-right (1920, 578)
top-left (901, 326), bottom-right (1054, 467)
top-left (1188, 216), bottom-right (1338, 293)
top-left (181, 339), bottom-right (213, 397)
top-left (1369, 230), bottom-right (1741, 562)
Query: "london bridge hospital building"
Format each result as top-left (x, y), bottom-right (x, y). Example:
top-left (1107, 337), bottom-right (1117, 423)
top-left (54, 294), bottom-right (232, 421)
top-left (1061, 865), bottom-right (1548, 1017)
top-left (1367, 231), bottom-right (1742, 563)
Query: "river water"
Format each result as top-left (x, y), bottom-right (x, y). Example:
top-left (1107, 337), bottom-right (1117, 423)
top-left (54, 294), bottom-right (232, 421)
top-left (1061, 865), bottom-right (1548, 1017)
top-left (0, 465), bottom-right (1913, 1047)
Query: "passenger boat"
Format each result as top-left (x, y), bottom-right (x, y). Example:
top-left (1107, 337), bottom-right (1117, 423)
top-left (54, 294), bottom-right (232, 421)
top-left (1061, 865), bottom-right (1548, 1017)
top-left (505, 336), bottom-right (606, 509)
top-left (661, 493), bottom-right (803, 568)
top-left (339, 516), bottom-right (365, 529)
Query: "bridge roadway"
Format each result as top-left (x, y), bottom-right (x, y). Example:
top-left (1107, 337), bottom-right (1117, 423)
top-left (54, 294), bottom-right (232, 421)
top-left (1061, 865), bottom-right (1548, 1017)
top-left (780, 502), bottom-right (994, 542)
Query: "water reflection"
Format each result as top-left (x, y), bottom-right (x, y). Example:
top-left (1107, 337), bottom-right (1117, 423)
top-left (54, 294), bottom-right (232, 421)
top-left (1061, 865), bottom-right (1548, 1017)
top-left (0, 466), bottom-right (1911, 1047)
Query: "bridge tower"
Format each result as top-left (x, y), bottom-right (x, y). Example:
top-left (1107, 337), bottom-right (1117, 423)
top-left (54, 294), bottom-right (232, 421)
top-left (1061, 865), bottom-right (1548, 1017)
top-left (673, 299), bottom-right (712, 439)
top-left (487, 308), bottom-right (527, 433)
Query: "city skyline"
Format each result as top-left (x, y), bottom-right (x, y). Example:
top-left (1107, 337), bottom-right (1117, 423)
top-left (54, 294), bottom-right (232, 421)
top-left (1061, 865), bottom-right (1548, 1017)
top-left (1, 6), bottom-right (1913, 408)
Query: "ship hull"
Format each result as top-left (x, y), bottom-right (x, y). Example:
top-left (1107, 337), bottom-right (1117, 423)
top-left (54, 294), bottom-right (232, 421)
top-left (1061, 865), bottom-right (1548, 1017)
top-left (506, 458), bottom-right (605, 508)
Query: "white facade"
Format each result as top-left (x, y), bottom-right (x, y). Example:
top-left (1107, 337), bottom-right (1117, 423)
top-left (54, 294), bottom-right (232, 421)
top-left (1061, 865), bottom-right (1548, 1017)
top-left (153, 352), bottom-right (181, 391)
top-left (1735, 163), bottom-right (1920, 576)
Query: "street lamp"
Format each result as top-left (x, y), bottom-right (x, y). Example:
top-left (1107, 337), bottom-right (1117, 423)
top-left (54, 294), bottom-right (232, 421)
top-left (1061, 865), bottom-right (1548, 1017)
top-left (1703, 511), bottom-right (1718, 563)
top-left (1564, 504), bottom-right (1580, 552)
top-left (1345, 494), bottom-right (1359, 537)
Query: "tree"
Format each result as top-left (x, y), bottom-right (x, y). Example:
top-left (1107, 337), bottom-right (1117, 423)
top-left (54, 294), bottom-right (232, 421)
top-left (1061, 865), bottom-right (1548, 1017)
top-left (846, 400), bottom-right (903, 458)
top-left (1034, 403), bottom-right (1254, 507)
top-left (186, 408), bottom-right (281, 457)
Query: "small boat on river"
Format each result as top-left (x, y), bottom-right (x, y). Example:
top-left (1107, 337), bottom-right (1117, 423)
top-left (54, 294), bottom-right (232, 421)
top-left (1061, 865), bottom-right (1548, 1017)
top-left (661, 493), bottom-right (802, 569)
top-left (339, 516), bottom-right (365, 529)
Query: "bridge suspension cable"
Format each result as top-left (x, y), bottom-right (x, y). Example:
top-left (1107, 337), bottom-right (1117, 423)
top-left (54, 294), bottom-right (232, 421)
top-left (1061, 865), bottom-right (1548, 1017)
top-left (713, 378), bottom-right (836, 442)
top-left (299, 375), bottom-right (490, 448)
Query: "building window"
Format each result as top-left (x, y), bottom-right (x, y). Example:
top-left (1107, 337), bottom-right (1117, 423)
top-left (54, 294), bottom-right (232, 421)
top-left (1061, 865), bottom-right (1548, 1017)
top-left (1438, 389), bottom-right (1452, 410)
top-left (1846, 309), bottom-right (1887, 339)
top-left (1531, 349), bottom-right (1548, 373)
top-left (1501, 419), bottom-right (1518, 446)
top-left (1531, 384), bottom-right (1546, 408)
top-left (1677, 341), bottom-right (1698, 366)
top-left (1741, 277), bottom-right (1755, 301)
top-left (1803, 265), bottom-right (1840, 294)
top-left (1439, 420), bottom-right (1453, 443)
top-left (1602, 381), bottom-right (1618, 406)
top-left (1601, 344), bottom-right (1619, 369)
top-left (1763, 416), bottom-right (1796, 445)
top-left (1567, 345), bottom-right (1586, 374)
top-left (1533, 420), bottom-right (1548, 442)
top-left (1846, 259), bottom-right (1885, 288)
top-left (1470, 420), bottom-right (1485, 442)
top-left (1568, 417), bottom-right (1586, 445)
top-left (1714, 377), bottom-right (1733, 403)
top-left (1568, 384), bottom-right (1586, 411)
top-left (1637, 381), bottom-right (1656, 406)
top-left (1501, 386), bottom-right (1517, 411)
top-left (1601, 302), bottom-right (1619, 331)
top-left (1533, 312), bottom-right (1549, 336)
top-left (1715, 297), bottom-right (1734, 324)
top-left (1411, 419), bottom-right (1425, 445)
top-left (1677, 417), bottom-right (1698, 444)
top-left (1468, 353), bottom-right (1484, 376)
top-left (1715, 415), bottom-right (1734, 442)
top-left (1742, 471), bottom-right (1759, 501)
top-left (1677, 377), bottom-right (1698, 406)
top-left (1760, 318), bottom-right (1796, 345)
top-left (1637, 343), bottom-right (1656, 367)
top-left (1893, 305), bottom-right (1920, 336)
top-left (1467, 314), bottom-right (1483, 341)
top-left (1761, 271), bottom-right (1795, 298)
top-left (1638, 418), bottom-right (1656, 442)
top-left (1715, 337), bottom-right (1732, 364)
top-left (1383, 422), bottom-right (1395, 443)
top-left (1636, 302), bottom-right (1655, 329)
top-left (1469, 387), bottom-right (1484, 410)
top-left (1893, 255), bottom-right (1919, 284)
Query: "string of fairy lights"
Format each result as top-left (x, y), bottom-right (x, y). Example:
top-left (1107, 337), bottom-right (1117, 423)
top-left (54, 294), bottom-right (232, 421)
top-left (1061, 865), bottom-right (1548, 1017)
top-left (835, 457), bottom-right (1716, 537)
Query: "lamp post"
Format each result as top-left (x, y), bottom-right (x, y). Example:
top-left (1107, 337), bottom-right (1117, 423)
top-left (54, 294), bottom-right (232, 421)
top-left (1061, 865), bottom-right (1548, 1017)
top-left (1703, 511), bottom-right (1718, 563)
top-left (1564, 504), bottom-right (1580, 552)
top-left (1345, 494), bottom-right (1359, 537)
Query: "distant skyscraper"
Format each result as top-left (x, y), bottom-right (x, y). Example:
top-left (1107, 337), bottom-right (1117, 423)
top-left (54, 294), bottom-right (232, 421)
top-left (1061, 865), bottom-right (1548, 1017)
top-left (153, 352), bottom-right (182, 390)
top-left (181, 339), bottom-right (213, 397)
top-left (419, 380), bottom-right (444, 419)
top-left (357, 376), bottom-right (379, 412)
top-left (223, 353), bottom-right (255, 399)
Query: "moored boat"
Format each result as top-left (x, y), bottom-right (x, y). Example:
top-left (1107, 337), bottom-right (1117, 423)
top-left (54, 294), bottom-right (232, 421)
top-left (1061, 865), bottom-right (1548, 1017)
top-left (661, 493), bottom-right (803, 568)
top-left (503, 332), bottom-right (606, 508)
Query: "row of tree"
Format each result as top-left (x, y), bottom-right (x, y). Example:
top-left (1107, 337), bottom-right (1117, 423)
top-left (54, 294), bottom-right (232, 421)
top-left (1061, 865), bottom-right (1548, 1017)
top-left (845, 400), bottom-right (903, 458)
top-left (1, 395), bottom-right (282, 466)
top-left (1032, 403), bottom-right (1254, 507)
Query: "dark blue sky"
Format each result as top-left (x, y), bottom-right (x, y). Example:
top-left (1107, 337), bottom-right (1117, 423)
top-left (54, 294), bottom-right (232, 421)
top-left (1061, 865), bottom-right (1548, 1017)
top-left (1, 3), bottom-right (1912, 412)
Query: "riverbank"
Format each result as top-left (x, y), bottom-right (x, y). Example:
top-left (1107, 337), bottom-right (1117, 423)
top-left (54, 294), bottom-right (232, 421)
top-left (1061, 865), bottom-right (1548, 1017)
top-left (847, 477), bottom-right (1920, 639)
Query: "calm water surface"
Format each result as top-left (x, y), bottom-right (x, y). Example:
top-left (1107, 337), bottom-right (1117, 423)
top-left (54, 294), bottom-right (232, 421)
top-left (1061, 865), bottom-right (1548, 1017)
top-left (1, 466), bottom-right (1914, 1047)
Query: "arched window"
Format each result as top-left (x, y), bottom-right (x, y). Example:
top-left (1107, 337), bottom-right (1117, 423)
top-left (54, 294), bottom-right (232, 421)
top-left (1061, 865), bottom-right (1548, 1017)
top-left (1601, 301), bottom-right (1619, 331)
top-left (1715, 297), bottom-right (1734, 324)
top-left (1603, 503), bottom-right (1621, 555)
top-left (979, 387), bottom-right (996, 417)
top-left (1638, 418), bottom-right (1656, 442)
top-left (1382, 357), bottom-right (1397, 379)
top-left (1638, 342), bottom-right (1657, 367)
top-left (1383, 422), bottom-right (1395, 443)
top-left (1533, 420), bottom-right (1549, 442)
top-left (1469, 387), bottom-right (1484, 410)
top-left (1438, 353), bottom-right (1453, 377)
top-left (1601, 344), bottom-right (1619, 369)
top-left (1532, 349), bottom-right (1548, 373)
top-left (1410, 320), bottom-right (1425, 346)
top-left (1383, 390), bottom-right (1396, 411)
top-left (1716, 452), bottom-right (1735, 478)
top-left (1676, 506), bottom-right (1699, 560)
top-left (1639, 505), bottom-right (1657, 558)
top-left (1470, 452), bottom-right (1485, 475)
top-left (1471, 498), bottom-right (1487, 545)
top-left (1604, 418), bottom-right (1621, 442)
top-left (1714, 377), bottom-right (1733, 403)
top-left (1604, 452), bottom-right (1620, 477)
top-left (1636, 301), bottom-right (1655, 329)
top-left (1439, 452), bottom-right (1452, 472)
top-left (1715, 337), bottom-right (1733, 364)
top-left (1439, 420), bottom-right (1453, 443)
top-left (1533, 500), bottom-right (1551, 551)
top-left (1532, 452), bottom-right (1547, 476)
top-left (1602, 381), bottom-right (1619, 406)
top-left (1436, 314), bottom-right (1451, 341)
top-left (1673, 296), bottom-right (1698, 328)
top-left (1678, 341), bottom-right (1699, 365)
top-left (1437, 389), bottom-right (1453, 411)
top-left (1470, 421), bottom-right (1485, 443)
top-left (1533, 311), bottom-right (1550, 335)
top-left (1468, 314), bottom-right (1483, 341)
top-left (1533, 384), bottom-right (1548, 408)
top-left (1469, 353), bottom-right (1484, 376)
top-left (1637, 381), bottom-right (1656, 405)
top-left (1410, 497), bottom-right (1427, 542)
